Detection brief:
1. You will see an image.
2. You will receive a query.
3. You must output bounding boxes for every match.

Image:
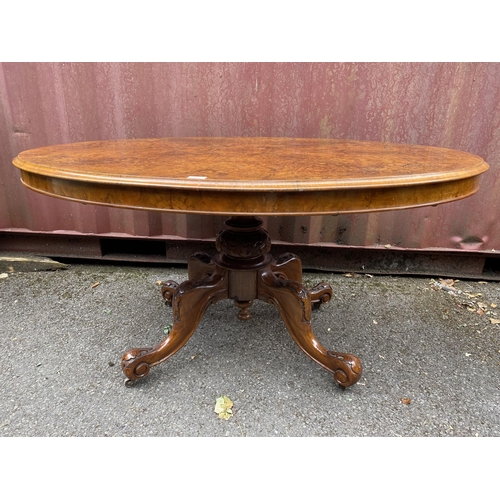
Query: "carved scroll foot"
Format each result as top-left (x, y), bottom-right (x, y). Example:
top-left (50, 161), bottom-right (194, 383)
top-left (161, 280), bottom-right (179, 305)
top-left (258, 269), bottom-right (362, 388)
top-left (122, 270), bottom-right (228, 383)
top-left (308, 282), bottom-right (333, 310)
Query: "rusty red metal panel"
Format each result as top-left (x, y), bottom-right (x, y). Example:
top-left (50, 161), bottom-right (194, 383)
top-left (1, 62), bottom-right (499, 263)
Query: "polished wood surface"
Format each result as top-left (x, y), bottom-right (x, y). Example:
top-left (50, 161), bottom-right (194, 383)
top-left (13, 138), bottom-right (488, 215)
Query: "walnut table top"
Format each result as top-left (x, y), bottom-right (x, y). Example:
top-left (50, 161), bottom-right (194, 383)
top-left (13, 137), bottom-right (489, 216)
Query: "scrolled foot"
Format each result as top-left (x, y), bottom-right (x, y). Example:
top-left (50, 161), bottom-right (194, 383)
top-left (326, 350), bottom-right (362, 388)
top-left (161, 280), bottom-right (179, 305)
top-left (308, 282), bottom-right (333, 310)
top-left (121, 347), bottom-right (155, 381)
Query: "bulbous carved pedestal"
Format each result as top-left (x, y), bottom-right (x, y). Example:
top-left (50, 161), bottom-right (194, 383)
top-left (121, 216), bottom-right (362, 388)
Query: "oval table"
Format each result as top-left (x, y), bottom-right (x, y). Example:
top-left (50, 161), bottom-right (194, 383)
top-left (13, 138), bottom-right (489, 388)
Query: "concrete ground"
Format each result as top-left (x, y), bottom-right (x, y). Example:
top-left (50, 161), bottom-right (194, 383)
top-left (0, 260), bottom-right (499, 437)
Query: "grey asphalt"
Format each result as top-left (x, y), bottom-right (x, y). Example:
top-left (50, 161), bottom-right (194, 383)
top-left (1, 260), bottom-right (499, 437)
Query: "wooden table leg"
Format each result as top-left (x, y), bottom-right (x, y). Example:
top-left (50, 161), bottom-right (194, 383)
top-left (121, 269), bottom-right (228, 385)
top-left (258, 266), bottom-right (362, 388)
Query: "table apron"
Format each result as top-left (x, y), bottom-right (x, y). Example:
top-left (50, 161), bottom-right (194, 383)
top-left (20, 171), bottom-right (481, 216)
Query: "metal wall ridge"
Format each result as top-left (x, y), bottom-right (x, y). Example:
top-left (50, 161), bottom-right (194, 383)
top-left (1, 63), bottom-right (499, 275)
top-left (2, 230), bottom-right (499, 281)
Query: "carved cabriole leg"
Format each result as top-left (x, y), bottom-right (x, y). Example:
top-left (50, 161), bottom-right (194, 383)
top-left (257, 268), bottom-right (362, 387)
top-left (122, 270), bottom-right (228, 383)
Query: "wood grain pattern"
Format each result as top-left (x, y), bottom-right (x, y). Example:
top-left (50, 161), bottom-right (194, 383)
top-left (13, 138), bottom-right (489, 215)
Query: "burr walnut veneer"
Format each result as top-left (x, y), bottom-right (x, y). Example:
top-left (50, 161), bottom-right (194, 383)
top-left (13, 138), bottom-right (489, 388)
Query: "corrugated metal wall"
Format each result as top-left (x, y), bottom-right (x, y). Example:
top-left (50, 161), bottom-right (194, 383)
top-left (1, 62), bottom-right (499, 269)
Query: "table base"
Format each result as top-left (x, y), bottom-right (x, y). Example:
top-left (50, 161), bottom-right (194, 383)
top-left (121, 217), bottom-right (362, 388)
